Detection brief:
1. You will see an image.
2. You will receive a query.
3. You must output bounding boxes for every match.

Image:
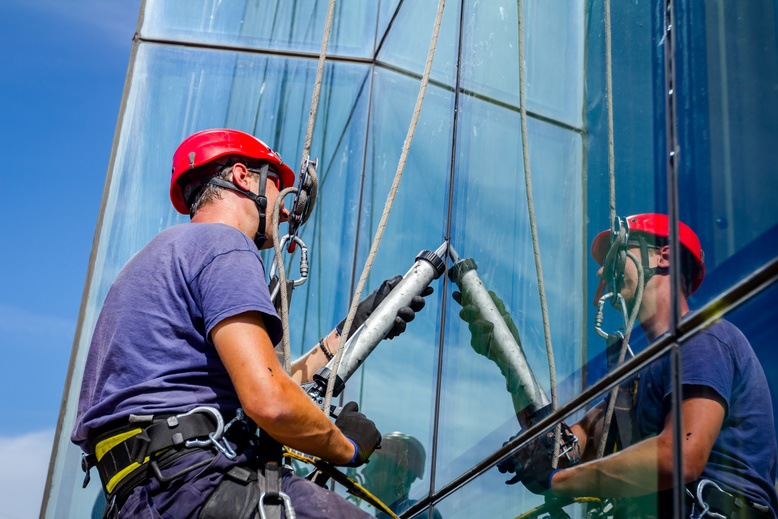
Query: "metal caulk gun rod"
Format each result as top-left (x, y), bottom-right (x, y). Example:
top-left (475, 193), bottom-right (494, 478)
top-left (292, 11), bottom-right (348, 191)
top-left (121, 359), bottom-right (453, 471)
top-left (448, 245), bottom-right (550, 429)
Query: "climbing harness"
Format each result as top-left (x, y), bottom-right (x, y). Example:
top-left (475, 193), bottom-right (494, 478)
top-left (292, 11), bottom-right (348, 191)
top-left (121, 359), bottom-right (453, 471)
top-left (82, 406), bottom-right (255, 517)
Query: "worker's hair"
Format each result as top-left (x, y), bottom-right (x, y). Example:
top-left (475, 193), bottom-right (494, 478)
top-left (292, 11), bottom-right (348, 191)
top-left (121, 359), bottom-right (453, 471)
top-left (185, 159), bottom-right (265, 217)
top-left (186, 164), bottom-right (235, 217)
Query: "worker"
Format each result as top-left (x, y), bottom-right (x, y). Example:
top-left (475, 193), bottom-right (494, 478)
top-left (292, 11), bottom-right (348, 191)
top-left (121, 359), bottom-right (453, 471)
top-left (489, 214), bottom-right (777, 518)
top-left (360, 432), bottom-right (442, 518)
top-left (72, 128), bottom-right (431, 518)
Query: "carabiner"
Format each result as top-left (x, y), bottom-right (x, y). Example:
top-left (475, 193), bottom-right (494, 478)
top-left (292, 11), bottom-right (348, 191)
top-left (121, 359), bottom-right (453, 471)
top-left (594, 291), bottom-right (629, 340)
top-left (177, 406), bottom-right (240, 460)
top-left (258, 491), bottom-right (297, 519)
top-left (269, 235), bottom-right (309, 301)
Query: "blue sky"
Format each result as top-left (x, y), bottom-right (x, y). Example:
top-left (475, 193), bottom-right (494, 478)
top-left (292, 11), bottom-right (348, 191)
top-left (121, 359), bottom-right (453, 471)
top-left (0, 0), bottom-right (140, 516)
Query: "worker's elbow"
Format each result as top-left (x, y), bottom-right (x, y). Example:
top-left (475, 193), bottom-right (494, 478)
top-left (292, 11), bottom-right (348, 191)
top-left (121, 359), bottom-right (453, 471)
top-left (239, 383), bottom-right (296, 429)
top-left (682, 455), bottom-right (707, 483)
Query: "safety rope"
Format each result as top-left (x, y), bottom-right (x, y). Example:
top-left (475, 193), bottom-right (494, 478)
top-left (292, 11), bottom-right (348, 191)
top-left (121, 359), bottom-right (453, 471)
top-left (517, 0), bottom-right (561, 465)
top-left (323, 0), bottom-right (447, 413)
top-left (271, 0), bottom-right (335, 373)
top-left (595, 250), bottom-right (644, 458)
top-left (605, 0), bottom-right (616, 227)
top-left (593, 0), bottom-right (649, 460)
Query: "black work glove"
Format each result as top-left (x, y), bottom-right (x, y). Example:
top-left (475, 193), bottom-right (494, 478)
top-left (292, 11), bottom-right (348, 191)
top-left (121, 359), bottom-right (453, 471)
top-left (338, 276), bottom-right (433, 340)
top-left (334, 401), bottom-right (382, 467)
top-left (497, 429), bottom-right (559, 494)
top-left (452, 289), bottom-right (521, 370)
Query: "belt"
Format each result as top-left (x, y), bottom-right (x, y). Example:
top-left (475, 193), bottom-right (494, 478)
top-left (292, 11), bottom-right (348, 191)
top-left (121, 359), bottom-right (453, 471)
top-left (82, 407), bottom-right (249, 495)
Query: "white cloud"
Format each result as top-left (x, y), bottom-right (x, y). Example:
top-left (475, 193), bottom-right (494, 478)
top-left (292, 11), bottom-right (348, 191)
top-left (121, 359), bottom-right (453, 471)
top-left (0, 429), bottom-right (54, 519)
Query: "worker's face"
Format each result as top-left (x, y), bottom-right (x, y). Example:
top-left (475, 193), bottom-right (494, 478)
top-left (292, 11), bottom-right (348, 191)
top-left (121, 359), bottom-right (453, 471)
top-left (250, 167), bottom-right (289, 249)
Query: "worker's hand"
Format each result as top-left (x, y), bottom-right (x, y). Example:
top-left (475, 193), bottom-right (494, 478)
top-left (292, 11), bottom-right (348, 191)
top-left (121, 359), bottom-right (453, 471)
top-left (452, 289), bottom-right (520, 360)
top-left (338, 276), bottom-right (433, 340)
top-left (334, 401), bottom-right (382, 467)
top-left (497, 429), bottom-right (558, 494)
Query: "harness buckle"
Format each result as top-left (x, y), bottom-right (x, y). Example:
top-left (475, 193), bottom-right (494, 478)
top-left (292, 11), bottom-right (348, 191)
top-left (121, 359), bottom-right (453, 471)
top-left (81, 453), bottom-right (94, 488)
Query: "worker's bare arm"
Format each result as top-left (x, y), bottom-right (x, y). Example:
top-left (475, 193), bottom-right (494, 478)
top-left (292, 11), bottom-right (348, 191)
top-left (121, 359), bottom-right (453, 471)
top-left (553, 396), bottom-right (725, 497)
top-left (288, 328), bottom-right (341, 384)
top-left (211, 312), bottom-right (354, 465)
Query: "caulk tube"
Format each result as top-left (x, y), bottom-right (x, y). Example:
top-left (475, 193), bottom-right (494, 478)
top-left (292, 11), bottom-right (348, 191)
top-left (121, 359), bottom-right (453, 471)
top-left (448, 246), bottom-right (550, 431)
top-left (332, 242), bottom-right (447, 386)
top-left (306, 243), bottom-right (446, 406)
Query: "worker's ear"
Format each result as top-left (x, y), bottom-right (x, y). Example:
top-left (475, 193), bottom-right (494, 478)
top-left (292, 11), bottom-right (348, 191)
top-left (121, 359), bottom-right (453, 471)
top-left (657, 245), bottom-right (671, 268)
top-left (231, 162), bottom-right (252, 190)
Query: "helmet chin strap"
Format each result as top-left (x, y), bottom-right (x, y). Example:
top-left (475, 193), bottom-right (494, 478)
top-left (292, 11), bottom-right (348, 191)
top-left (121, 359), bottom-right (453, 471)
top-left (207, 163), bottom-right (271, 248)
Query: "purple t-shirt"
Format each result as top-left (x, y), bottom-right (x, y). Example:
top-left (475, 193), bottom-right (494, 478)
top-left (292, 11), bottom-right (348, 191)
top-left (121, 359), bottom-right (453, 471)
top-left (637, 319), bottom-right (778, 514)
top-left (72, 223), bottom-right (282, 449)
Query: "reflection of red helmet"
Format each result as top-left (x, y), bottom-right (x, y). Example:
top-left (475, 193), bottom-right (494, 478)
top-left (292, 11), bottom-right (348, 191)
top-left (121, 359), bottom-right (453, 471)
top-left (591, 213), bottom-right (706, 294)
top-left (170, 128), bottom-right (295, 214)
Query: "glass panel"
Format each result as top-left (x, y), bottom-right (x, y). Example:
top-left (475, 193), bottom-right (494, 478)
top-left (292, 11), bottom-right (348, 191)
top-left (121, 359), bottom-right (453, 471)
top-left (674, 0), bottom-right (778, 310)
top-left (340, 66), bottom-right (455, 515)
top-left (437, 91), bottom-right (584, 487)
top-left (141, 0), bottom-right (379, 58)
top-left (44, 42), bottom-right (371, 517)
top-left (459, 0), bottom-right (585, 128)
top-left (434, 352), bottom-right (674, 519)
top-left (376, 0), bottom-right (403, 50)
top-left (375, 0), bottom-right (460, 87)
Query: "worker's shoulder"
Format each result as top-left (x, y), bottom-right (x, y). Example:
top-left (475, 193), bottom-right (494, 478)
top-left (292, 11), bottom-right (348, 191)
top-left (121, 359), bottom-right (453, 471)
top-left (154, 222), bottom-right (257, 254)
top-left (695, 319), bottom-right (748, 347)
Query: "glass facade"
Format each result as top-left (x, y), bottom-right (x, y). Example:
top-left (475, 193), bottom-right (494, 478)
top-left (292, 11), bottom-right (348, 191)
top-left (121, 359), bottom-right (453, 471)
top-left (43, 0), bottom-right (778, 517)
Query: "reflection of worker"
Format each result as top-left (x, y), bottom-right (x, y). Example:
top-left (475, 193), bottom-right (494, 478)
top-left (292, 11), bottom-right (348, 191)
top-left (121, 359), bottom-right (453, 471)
top-left (362, 432), bottom-right (442, 518)
top-left (503, 214), bottom-right (777, 518)
top-left (71, 129), bottom-right (429, 518)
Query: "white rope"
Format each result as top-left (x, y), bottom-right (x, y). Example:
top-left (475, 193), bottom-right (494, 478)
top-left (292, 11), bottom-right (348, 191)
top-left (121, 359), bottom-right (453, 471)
top-left (272, 0), bottom-right (336, 374)
top-left (595, 250), bottom-right (644, 458)
top-left (605, 0), bottom-right (616, 228)
top-left (323, 0), bottom-right (448, 413)
top-left (517, 0), bottom-right (561, 466)
top-left (594, 0), bottom-right (642, 460)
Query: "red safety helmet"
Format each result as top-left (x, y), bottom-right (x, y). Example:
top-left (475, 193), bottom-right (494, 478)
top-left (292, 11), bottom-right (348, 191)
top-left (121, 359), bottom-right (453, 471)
top-left (170, 128), bottom-right (295, 214)
top-left (591, 213), bottom-right (706, 294)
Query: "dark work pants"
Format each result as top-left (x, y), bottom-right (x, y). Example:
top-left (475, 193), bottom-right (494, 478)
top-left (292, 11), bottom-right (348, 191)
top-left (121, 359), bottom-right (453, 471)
top-left (117, 449), bottom-right (372, 518)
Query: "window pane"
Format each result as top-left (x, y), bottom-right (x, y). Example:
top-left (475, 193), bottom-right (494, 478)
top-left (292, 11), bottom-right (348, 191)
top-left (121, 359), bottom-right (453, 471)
top-left (460, 0), bottom-right (585, 128)
top-left (142, 0), bottom-right (379, 58)
top-left (674, 0), bottom-right (778, 310)
top-left (375, 0), bottom-right (460, 86)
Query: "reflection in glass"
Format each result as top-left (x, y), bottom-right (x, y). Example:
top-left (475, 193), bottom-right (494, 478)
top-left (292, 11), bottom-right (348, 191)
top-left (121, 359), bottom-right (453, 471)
top-left (437, 91), bottom-right (583, 488)
top-left (433, 358), bottom-right (669, 519)
top-left (360, 432), bottom-right (441, 518)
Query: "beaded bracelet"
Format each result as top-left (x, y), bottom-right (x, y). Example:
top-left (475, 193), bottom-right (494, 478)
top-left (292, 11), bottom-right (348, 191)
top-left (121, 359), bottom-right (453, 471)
top-left (318, 337), bottom-right (334, 361)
